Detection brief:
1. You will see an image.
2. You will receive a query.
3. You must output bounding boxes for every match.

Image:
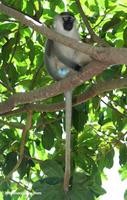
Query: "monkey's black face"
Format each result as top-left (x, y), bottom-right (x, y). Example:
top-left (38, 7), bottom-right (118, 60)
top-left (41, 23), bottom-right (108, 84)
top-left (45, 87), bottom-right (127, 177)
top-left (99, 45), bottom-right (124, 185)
top-left (60, 12), bottom-right (75, 31)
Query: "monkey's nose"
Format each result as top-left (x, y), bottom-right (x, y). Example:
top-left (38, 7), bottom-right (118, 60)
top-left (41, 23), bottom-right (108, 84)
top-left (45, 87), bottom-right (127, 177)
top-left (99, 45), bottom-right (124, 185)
top-left (63, 22), bottom-right (73, 31)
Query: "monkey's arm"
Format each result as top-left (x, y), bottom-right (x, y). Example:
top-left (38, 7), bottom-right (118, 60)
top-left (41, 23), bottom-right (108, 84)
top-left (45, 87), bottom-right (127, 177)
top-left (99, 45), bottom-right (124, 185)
top-left (45, 39), bottom-right (71, 80)
top-left (54, 42), bottom-right (92, 71)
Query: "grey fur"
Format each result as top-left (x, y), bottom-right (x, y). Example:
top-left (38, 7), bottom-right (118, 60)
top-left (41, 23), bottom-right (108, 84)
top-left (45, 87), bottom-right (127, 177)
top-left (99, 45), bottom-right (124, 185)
top-left (44, 12), bottom-right (92, 81)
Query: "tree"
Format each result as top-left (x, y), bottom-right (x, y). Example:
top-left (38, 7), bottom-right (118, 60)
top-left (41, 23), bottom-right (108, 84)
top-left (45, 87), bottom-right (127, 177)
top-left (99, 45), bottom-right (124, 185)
top-left (0, 0), bottom-right (127, 199)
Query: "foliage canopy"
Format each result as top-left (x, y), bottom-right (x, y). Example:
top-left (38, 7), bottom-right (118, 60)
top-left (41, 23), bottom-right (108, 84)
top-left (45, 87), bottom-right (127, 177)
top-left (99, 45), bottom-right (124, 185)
top-left (0, 0), bottom-right (127, 199)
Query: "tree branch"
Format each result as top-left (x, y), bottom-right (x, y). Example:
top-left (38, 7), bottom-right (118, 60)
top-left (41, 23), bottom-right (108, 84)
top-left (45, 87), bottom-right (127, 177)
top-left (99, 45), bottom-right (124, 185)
top-left (1, 77), bottom-right (127, 116)
top-left (10, 178), bottom-right (32, 192)
top-left (0, 61), bottom-right (109, 114)
top-left (0, 2), bottom-right (127, 65)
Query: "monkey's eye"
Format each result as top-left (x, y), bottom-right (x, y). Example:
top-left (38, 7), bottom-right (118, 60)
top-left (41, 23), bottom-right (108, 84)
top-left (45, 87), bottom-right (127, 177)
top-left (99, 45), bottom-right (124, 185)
top-left (63, 16), bottom-right (74, 22)
top-left (69, 16), bottom-right (74, 22)
top-left (62, 16), bottom-right (69, 21)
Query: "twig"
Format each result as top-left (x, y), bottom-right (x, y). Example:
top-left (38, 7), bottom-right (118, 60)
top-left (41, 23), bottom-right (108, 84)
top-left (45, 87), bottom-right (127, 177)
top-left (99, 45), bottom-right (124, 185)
top-left (0, 111), bottom-right (32, 184)
top-left (25, 155), bottom-right (43, 164)
top-left (76, 0), bottom-right (109, 47)
top-left (0, 80), bottom-right (11, 90)
top-left (100, 97), bottom-right (127, 117)
top-left (10, 178), bottom-right (32, 192)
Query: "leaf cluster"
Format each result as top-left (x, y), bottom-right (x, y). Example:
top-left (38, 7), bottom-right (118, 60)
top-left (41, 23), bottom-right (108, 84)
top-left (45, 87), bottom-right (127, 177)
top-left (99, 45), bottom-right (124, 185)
top-left (0, 0), bottom-right (127, 200)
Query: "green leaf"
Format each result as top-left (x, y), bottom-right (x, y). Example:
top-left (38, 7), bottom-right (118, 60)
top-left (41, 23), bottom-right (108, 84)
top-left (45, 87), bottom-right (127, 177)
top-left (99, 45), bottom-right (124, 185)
top-left (26, 1), bottom-right (34, 15)
top-left (42, 126), bottom-right (55, 150)
top-left (78, 125), bottom-right (101, 149)
top-left (98, 112), bottom-right (104, 125)
top-left (119, 163), bottom-right (127, 181)
top-left (123, 27), bottom-right (127, 47)
top-left (40, 160), bottom-right (64, 177)
top-left (102, 16), bottom-right (121, 32)
top-left (32, 181), bottom-right (65, 200)
top-left (72, 103), bottom-right (88, 132)
top-left (97, 148), bottom-right (114, 170)
top-left (105, 0), bottom-right (109, 9)
top-left (69, 184), bottom-right (94, 200)
top-left (0, 135), bottom-right (10, 152)
top-left (8, 64), bottom-right (19, 86)
top-left (75, 151), bottom-right (97, 174)
top-left (41, 177), bottom-right (62, 185)
top-left (2, 38), bottom-right (15, 62)
top-left (27, 38), bottom-right (35, 64)
top-left (72, 172), bottom-right (89, 184)
top-left (70, 2), bottom-right (79, 14)
top-left (14, 0), bottom-right (23, 9)
top-left (119, 144), bottom-right (127, 165)
top-left (0, 14), bottom-right (9, 21)
top-left (41, 116), bottom-right (62, 150)
top-left (124, 189), bottom-right (127, 200)
top-left (0, 182), bottom-right (10, 192)
top-left (49, 0), bottom-right (64, 10)
top-left (18, 158), bottom-right (29, 179)
top-left (90, 183), bottom-right (106, 196)
top-left (3, 152), bottom-right (17, 175)
top-left (105, 148), bottom-right (115, 169)
top-left (0, 29), bottom-right (11, 39)
top-left (0, 23), bottom-right (17, 31)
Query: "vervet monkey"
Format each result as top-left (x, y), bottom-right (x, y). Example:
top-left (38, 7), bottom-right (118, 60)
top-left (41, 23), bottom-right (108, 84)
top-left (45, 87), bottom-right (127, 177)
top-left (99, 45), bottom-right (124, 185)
top-left (44, 12), bottom-right (92, 192)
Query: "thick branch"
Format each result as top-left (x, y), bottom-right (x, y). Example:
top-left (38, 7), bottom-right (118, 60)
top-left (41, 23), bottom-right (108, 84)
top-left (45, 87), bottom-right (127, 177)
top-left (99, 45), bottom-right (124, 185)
top-left (1, 77), bottom-right (127, 116)
top-left (0, 2), bottom-right (127, 64)
top-left (0, 61), bottom-right (109, 114)
top-left (20, 77), bottom-right (127, 112)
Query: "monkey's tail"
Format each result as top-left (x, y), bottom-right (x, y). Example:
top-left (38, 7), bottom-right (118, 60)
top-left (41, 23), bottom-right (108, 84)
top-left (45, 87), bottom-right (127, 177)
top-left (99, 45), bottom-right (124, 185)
top-left (64, 90), bottom-right (72, 192)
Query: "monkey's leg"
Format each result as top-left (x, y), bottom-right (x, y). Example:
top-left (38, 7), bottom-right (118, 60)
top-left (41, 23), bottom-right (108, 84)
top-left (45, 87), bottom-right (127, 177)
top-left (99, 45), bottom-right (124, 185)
top-left (63, 90), bottom-right (72, 192)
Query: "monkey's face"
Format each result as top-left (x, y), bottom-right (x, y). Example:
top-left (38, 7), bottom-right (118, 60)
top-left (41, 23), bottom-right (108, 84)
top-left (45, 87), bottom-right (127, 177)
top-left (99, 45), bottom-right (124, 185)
top-left (60, 12), bottom-right (75, 31)
top-left (53, 12), bottom-right (77, 35)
